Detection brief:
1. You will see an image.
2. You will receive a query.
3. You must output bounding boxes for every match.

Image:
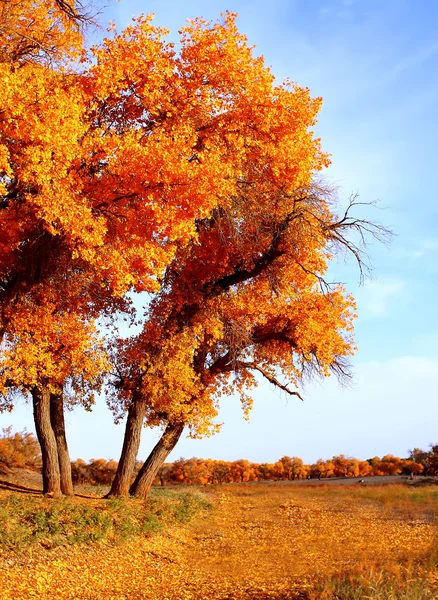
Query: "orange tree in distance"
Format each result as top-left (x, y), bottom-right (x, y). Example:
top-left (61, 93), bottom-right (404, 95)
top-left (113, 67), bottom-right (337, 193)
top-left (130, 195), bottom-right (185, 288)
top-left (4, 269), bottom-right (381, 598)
top-left (106, 13), bottom-right (390, 498)
top-left (2, 4), bottom-right (279, 495)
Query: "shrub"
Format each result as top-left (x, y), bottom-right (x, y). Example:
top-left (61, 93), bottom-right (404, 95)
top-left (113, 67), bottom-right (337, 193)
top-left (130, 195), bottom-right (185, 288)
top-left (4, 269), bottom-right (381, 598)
top-left (0, 489), bottom-right (212, 552)
top-left (0, 426), bottom-right (41, 470)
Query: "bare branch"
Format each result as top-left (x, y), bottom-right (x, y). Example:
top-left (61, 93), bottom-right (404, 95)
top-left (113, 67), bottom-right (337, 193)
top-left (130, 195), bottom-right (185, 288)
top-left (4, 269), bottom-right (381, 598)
top-left (252, 323), bottom-right (296, 346)
top-left (211, 212), bottom-right (300, 292)
top-left (325, 194), bottom-right (393, 284)
top-left (53, 0), bottom-right (99, 26)
top-left (208, 350), bottom-right (234, 376)
top-left (237, 361), bottom-right (304, 400)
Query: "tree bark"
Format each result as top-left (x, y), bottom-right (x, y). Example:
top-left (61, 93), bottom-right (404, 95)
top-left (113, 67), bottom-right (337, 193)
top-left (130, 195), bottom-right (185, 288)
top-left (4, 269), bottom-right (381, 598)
top-left (32, 387), bottom-right (62, 497)
top-left (50, 393), bottom-right (74, 496)
top-left (130, 421), bottom-right (184, 498)
top-left (107, 392), bottom-right (147, 497)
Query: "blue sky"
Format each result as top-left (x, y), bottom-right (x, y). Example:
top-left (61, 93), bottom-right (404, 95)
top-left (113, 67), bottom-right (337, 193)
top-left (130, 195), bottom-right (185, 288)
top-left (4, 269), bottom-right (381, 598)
top-left (2, 0), bottom-right (437, 465)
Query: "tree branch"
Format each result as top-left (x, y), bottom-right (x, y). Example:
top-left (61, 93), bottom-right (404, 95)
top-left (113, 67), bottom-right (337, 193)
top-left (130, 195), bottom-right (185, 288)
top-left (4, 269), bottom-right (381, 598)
top-left (237, 361), bottom-right (303, 400)
top-left (211, 212), bottom-right (300, 292)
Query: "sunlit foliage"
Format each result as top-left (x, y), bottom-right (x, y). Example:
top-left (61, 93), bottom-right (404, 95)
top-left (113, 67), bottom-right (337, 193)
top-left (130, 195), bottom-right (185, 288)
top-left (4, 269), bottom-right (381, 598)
top-left (0, 426), bottom-right (41, 470)
top-left (0, 483), bottom-right (436, 599)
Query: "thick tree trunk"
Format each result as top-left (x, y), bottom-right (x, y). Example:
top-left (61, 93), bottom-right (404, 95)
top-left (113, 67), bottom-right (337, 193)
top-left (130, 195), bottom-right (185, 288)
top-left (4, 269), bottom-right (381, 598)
top-left (130, 422), bottom-right (184, 499)
top-left (50, 393), bottom-right (74, 496)
top-left (107, 393), bottom-right (147, 497)
top-left (32, 388), bottom-right (62, 497)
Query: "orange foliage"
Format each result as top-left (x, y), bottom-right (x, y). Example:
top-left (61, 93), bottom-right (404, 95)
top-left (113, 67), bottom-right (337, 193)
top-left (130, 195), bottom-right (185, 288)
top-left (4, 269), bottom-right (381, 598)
top-left (1, 4), bottom-right (390, 499)
top-left (0, 426), bottom-right (41, 469)
top-left (150, 451), bottom-right (432, 486)
top-left (107, 14), bottom-right (381, 449)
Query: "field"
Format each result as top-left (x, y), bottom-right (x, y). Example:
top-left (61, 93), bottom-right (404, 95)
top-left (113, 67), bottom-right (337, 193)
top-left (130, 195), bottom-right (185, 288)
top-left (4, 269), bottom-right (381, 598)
top-left (0, 479), bottom-right (438, 599)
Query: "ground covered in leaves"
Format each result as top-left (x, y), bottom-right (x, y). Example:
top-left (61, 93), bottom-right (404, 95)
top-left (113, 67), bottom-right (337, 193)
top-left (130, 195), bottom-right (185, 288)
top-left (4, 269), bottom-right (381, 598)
top-left (0, 482), bottom-right (437, 599)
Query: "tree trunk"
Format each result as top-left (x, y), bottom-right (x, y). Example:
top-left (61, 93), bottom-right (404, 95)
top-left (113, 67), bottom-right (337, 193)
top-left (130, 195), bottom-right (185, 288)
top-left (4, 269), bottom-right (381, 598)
top-left (130, 422), bottom-right (184, 498)
top-left (50, 393), bottom-right (74, 496)
top-left (107, 393), bottom-right (147, 497)
top-left (32, 387), bottom-right (62, 497)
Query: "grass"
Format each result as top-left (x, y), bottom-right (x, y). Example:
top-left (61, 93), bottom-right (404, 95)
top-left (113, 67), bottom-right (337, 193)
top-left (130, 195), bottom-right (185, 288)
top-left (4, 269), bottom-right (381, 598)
top-left (0, 481), bottom-right (437, 599)
top-left (0, 487), bottom-right (212, 552)
top-left (311, 561), bottom-right (438, 599)
top-left (180, 483), bottom-right (438, 599)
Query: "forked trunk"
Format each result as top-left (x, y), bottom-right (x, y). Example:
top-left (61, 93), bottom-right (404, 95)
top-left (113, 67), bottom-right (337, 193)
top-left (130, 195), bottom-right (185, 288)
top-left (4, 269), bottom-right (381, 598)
top-left (32, 387), bottom-right (62, 497)
top-left (50, 393), bottom-right (74, 496)
top-left (129, 421), bottom-right (184, 499)
top-left (107, 393), bottom-right (147, 497)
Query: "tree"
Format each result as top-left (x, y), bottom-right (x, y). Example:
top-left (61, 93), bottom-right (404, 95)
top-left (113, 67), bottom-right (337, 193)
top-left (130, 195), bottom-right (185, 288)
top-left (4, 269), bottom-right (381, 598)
top-left (409, 448), bottom-right (431, 476)
top-left (280, 456), bottom-right (306, 480)
top-left (428, 445), bottom-right (438, 475)
top-left (104, 14), bottom-right (389, 499)
top-left (0, 286), bottom-right (109, 496)
top-left (332, 455), bottom-right (350, 477)
top-left (1, 5), bottom-right (389, 498)
top-left (401, 459), bottom-right (423, 477)
top-left (357, 460), bottom-right (372, 477)
top-left (71, 458), bottom-right (89, 485)
top-left (229, 459), bottom-right (256, 483)
top-left (3, 6), bottom-right (271, 494)
top-left (0, 0), bottom-right (112, 496)
top-left (368, 456), bottom-right (383, 476)
top-left (379, 454), bottom-right (402, 476)
top-left (0, 426), bottom-right (41, 469)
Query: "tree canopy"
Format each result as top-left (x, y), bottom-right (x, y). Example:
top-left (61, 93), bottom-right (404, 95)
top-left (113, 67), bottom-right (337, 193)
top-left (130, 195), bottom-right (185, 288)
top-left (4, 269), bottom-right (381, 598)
top-left (0, 2), bottom-right (389, 498)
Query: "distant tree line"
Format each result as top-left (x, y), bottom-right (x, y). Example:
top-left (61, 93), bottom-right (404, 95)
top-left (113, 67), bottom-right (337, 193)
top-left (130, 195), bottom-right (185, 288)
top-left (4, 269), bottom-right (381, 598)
top-left (1, 428), bottom-right (436, 486)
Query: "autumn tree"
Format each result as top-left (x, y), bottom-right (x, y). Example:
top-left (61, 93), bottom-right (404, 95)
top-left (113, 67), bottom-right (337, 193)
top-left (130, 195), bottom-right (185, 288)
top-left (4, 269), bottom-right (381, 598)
top-left (0, 4), bottom-right (388, 498)
top-left (331, 455), bottom-right (352, 477)
top-left (71, 458), bottom-right (89, 485)
top-left (0, 426), bottom-right (41, 470)
top-left (2, 5), bottom-right (266, 494)
top-left (279, 456), bottom-right (307, 480)
top-left (379, 454), bottom-right (403, 476)
top-left (103, 13), bottom-right (389, 499)
top-left (0, 0), bottom-right (112, 496)
top-left (229, 459), bottom-right (257, 483)
top-left (401, 459), bottom-right (424, 477)
top-left (357, 460), bottom-right (372, 477)
top-left (313, 459), bottom-right (335, 479)
top-left (428, 445), bottom-right (438, 475)
top-left (408, 446), bottom-right (438, 476)
top-left (156, 463), bottom-right (174, 486)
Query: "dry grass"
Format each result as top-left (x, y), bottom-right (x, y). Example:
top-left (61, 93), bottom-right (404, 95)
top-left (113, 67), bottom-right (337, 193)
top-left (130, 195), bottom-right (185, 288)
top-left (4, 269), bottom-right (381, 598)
top-left (0, 482), bottom-right (437, 599)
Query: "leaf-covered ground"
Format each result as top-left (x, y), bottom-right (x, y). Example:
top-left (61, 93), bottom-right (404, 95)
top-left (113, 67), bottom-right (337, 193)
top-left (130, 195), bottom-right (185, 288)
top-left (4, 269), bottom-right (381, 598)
top-left (0, 483), bottom-right (437, 599)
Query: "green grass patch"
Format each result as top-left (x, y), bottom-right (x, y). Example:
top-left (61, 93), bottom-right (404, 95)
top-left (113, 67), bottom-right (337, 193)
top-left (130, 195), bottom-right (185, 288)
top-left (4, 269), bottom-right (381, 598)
top-left (0, 488), bottom-right (212, 553)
